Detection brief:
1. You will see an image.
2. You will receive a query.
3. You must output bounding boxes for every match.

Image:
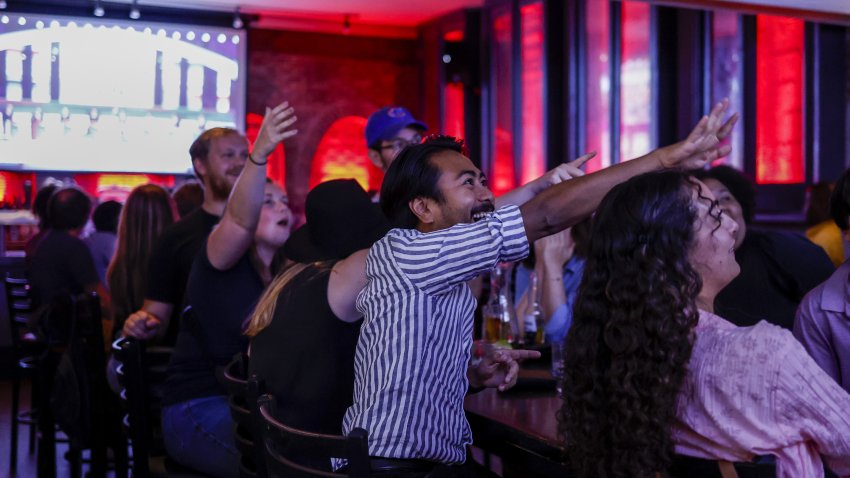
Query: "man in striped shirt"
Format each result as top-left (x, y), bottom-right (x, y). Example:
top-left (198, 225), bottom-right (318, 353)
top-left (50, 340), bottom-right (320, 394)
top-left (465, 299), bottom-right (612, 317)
top-left (342, 101), bottom-right (737, 476)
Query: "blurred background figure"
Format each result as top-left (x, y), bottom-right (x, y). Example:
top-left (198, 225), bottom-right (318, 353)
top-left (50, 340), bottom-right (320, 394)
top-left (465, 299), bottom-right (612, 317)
top-left (805, 180), bottom-right (845, 267)
top-left (695, 166), bottom-right (833, 329)
top-left (106, 185), bottom-right (176, 338)
top-left (795, 167), bottom-right (850, 395)
top-left (172, 181), bottom-right (204, 219)
top-left (86, 200), bottom-right (122, 285)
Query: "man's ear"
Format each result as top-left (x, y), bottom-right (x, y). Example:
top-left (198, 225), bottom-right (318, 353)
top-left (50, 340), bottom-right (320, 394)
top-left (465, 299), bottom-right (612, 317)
top-left (367, 149), bottom-right (386, 171)
top-left (192, 157), bottom-right (207, 182)
top-left (409, 197), bottom-right (435, 225)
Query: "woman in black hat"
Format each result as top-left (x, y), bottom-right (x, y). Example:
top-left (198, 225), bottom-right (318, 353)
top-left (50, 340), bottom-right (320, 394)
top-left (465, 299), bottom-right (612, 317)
top-left (245, 179), bottom-right (390, 445)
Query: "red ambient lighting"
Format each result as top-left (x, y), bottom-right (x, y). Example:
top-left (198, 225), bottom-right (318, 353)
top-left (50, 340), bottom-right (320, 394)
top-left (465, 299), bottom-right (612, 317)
top-left (492, 11), bottom-right (515, 196)
top-left (520, 1), bottom-right (545, 186)
top-left (309, 116), bottom-right (381, 193)
top-left (755, 15), bottom-right (805, 184)
top-left (444, 82), bottom-right (465, 141)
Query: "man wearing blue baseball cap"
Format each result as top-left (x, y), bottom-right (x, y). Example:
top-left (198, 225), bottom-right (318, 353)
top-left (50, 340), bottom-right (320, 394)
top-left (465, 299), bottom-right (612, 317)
top-left (366, 106), bottom-right (428, 172)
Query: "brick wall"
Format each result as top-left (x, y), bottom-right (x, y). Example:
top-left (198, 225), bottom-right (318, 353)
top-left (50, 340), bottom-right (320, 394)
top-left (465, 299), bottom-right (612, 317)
top-left (247, 29), bottom-right (421, 219)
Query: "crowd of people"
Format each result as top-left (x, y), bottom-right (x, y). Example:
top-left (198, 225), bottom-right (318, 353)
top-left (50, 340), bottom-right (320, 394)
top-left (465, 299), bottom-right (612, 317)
top-left (21, 97), bottom-right (850, 478)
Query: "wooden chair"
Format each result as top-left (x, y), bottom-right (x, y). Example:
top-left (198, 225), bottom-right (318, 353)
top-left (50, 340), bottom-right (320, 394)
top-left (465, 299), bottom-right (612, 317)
top-left (3, 274), bottom-right (42, 473)
top-left (112, 334), bottom-right (207, 478)
top-left (257, 393), bottom-right (370, 478)
top-left (219, 353), bottom-right (267, 478)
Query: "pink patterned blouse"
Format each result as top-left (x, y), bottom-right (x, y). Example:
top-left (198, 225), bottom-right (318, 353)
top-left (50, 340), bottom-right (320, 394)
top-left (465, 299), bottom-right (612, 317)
top-left (672, 310), bottom-right (850, 478)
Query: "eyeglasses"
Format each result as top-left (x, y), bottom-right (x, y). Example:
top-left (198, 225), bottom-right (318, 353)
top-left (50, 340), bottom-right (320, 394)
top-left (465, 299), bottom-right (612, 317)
top-left (379, 134), bottom-right (423, 152)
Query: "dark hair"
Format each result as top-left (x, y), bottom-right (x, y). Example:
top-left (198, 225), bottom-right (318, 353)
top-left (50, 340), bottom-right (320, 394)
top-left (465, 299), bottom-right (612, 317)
top-left (92, 200), bottom-right (122, 233)
top-left (694, 165), bottom-right (756, 224)
top-left (189, 127), bottom-right (242, 180)
top-left (107, 184), bottom-right (176, 329)
top-left (559, 170), bottom-right (704, 478)
top-left (172, 182), bottom-right (204, 218)
top-left (830, 169), bottom-right (850, 230)
top-left (48, 187), bottom-right (92, 231)
top-left (32, 183), bottom-right (59, 228)
top-left (379, 135), bottom-right (463, 229)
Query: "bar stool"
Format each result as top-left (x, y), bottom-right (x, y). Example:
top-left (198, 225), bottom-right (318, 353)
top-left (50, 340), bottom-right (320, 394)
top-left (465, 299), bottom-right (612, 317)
top-left (4, 274), bottom-right (44, 473)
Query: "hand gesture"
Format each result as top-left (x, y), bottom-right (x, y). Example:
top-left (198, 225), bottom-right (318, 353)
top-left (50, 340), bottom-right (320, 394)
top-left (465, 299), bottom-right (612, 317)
top-left (658, 99), bottom-right (738, 170)
top-left (122, 310), bottom-right (161, 341)
top-left (252, 101), bottom-right (298, 160)
top-left (469, 343), bottom-right (541, 392)
top-left (535, 152), bottom-right (596, 190)
top-left (534, 228), bottom-right (575, 270)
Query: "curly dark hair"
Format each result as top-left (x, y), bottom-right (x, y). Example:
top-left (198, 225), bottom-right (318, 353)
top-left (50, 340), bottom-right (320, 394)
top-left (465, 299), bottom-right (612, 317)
top-left (558, 170), bottom-right (706, 478)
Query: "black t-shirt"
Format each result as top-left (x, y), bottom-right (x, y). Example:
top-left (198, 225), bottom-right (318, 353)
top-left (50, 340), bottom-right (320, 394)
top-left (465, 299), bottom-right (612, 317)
top-left (145, 208), bottom-right (219, 342)
top-left (146, 207), bottom-right (219, 307)
top-left (28, 230), bottom-right (99, 309)
top-left (249, 266), bottom-right (362, 435)
top-left (162, 242), bottom-right (264, 406)
top-left (716, 229), bottom-right (835, 329)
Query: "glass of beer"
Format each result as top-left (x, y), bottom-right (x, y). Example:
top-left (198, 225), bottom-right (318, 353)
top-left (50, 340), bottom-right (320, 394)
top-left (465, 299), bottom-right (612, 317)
top-left (482, 303), bottom-right (508, 345)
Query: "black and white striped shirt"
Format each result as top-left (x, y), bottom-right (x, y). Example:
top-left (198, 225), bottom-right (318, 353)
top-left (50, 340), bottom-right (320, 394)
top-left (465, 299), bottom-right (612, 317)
top-left (341, 205), bottom-right (529, 464)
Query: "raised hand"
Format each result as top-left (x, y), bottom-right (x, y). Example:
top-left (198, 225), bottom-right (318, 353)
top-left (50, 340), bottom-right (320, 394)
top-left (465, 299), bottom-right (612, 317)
top-left (658, 98), bottom-right (738, 170)
top-left (252, 101), bottom-right (298, 160)
top-left (535, 227), bottom-right (575, 270)
top-left (537, 152), bottom-right (596, 189)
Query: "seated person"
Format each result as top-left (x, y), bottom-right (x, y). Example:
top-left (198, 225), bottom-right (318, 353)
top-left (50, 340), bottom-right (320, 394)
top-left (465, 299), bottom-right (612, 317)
top-left (246, 180), bottom-right (390, 455)
top-left (795, 167), bottom-right (850, 395)
top-left (158, 103), bottom-right (296, 478)
top-left (342, 100), bottom-right (736, 476)
top-left (28, 187), bottom-right (110, 343)
top-left (695, 166), bottom-right (834, 329)
top-left (85, 200), bottom-right (121, 285)
top-left (560, 170), bottom-right (850, 478)
top-left (514, 218), bottom-right (590, 344)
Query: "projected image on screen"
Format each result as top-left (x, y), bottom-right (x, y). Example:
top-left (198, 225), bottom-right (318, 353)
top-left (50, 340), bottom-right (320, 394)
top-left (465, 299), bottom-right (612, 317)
top-left (0, 13), bottom-right (246, 174)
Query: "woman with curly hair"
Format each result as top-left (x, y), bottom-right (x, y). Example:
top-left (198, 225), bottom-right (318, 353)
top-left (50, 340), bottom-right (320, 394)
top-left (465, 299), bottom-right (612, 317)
top-left (559, 170), bottom-right (850, 478)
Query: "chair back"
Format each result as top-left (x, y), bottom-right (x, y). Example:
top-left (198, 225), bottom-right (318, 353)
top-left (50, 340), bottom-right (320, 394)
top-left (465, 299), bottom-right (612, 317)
top-left (113, 336), bottom-right (154, 478)
top-left (257, 394), bottom-right (370, 478)
top-left (219, 353), bottom-right (267, 478)
top-left (3, 274), bottom-right (39, 354)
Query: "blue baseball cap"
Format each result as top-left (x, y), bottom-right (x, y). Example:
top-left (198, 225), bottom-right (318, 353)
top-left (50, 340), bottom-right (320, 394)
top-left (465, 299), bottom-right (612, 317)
top-left (365, 106), bottom-right (428, 148)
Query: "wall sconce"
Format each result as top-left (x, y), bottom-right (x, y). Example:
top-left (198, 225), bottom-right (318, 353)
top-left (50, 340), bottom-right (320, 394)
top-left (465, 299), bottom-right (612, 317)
top-left (129, 0), bottom-right (140, 20)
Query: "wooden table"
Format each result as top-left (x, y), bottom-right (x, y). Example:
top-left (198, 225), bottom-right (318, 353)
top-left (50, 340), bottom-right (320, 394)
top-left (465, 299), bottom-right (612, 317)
top-left (464, 370), bottom-right (573, 477)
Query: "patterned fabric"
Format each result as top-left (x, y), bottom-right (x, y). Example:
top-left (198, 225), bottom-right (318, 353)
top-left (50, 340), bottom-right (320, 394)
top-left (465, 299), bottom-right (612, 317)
top-left (673, 310), bottom-right (850, 478)
top-left (341, 205), bottom-right (529, 465)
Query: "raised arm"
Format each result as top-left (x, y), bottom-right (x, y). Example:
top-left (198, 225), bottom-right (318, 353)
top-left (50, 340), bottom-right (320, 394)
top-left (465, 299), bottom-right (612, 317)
top-left (207, 102), bottom-right (297, 270)
top-left (520, 100), bottom-right (737, 243)
top-left (495, 155), bottom-right (591, 208)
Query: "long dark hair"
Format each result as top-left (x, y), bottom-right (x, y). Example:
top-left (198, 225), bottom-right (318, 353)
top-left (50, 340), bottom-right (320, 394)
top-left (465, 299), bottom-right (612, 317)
top-left (558, 170), bottom-right (704, 478)
top-left (107, 184), bottom-right (176, 330)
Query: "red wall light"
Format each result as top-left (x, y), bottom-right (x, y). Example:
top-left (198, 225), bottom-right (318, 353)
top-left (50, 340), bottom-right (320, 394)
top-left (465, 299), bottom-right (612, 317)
top-left (520, 1), bottom-right (545, 186)
top-left (755, 15), bottom-right (805, 184)
top-left (309, 116), bottom-right (381, 193)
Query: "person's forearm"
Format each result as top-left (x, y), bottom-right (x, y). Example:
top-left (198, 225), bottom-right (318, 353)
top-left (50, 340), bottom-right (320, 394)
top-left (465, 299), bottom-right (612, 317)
top-left (538, 263), bottom-right (567, 323)
top-left (495, 181), bottom-right (538, 209)
top-left (520, 152), bottom-right (664, 243)
top-left (223, 155), bottom-right (268, 231)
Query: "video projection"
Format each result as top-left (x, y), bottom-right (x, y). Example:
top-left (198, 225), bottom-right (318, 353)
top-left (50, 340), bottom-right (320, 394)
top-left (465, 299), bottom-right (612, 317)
top-left (0, 12), bottom-right (246, 174)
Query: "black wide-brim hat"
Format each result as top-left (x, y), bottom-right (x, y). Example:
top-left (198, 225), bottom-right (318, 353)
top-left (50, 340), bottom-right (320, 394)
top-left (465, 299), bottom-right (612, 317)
top-left (283, 179), bottom-right (391, 263)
